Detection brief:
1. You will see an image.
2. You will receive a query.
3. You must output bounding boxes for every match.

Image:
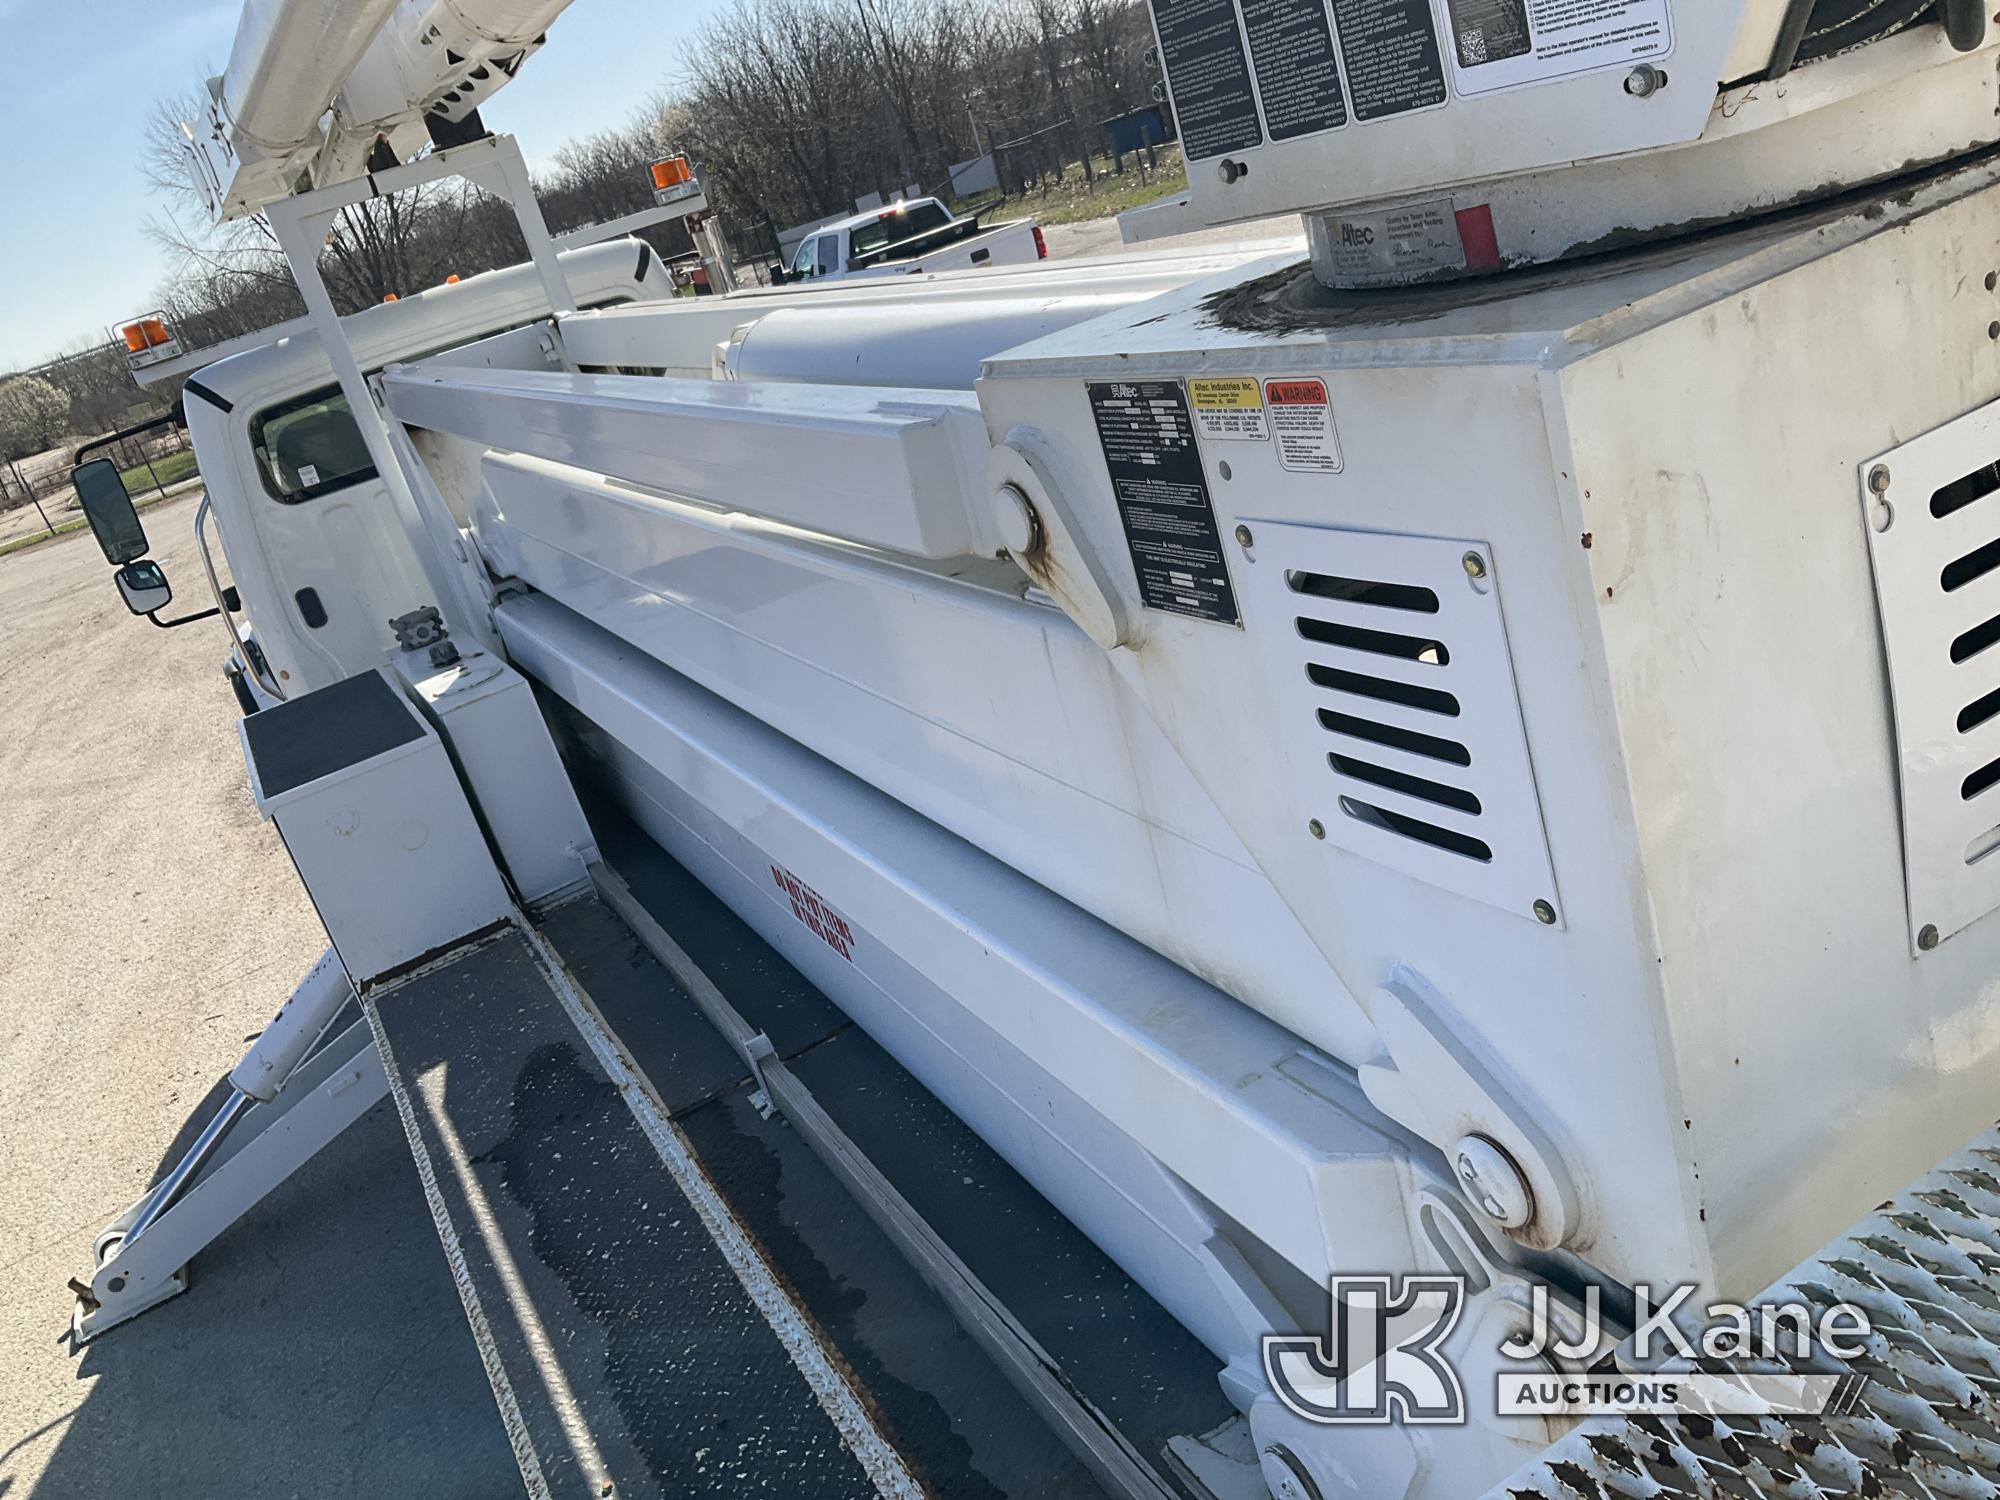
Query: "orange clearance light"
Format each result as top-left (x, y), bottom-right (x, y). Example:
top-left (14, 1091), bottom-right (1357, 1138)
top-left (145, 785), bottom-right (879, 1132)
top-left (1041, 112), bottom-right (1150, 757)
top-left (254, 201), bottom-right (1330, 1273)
top-left (650, 155), bottom-right (693, 191)
top-left (444, 274), bottom-right (461, 284)
top-left (383, 292), bottom-right (399, 302)
top-left (121, 323), bottom-right (149, 354)
top-left (140, 318), bottom-right (170, 347)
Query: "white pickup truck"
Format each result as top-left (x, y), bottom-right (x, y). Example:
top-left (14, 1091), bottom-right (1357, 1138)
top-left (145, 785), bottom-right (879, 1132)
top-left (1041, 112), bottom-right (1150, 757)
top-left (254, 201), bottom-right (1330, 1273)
top-left (777, 196), bottom-right (1046, 284)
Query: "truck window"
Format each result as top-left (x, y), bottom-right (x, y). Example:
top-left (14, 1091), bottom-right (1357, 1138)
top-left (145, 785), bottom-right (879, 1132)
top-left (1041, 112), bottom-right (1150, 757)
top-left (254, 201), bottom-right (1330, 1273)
top-left (251, 386), bottom-right (377, 504)
top-left (849, 202), bottom-right (952, 259)
top-left (792, 237), bottom-right (820, 278)
top-left (815, 234), bottom-right (840, 276)
top-left (245, 295), bottom-right (638, 504)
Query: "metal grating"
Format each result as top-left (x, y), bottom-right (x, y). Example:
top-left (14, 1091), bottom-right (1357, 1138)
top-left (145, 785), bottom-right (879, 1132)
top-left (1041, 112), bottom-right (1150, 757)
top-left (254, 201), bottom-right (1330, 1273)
top-left (1484, 1120), bottom-right (2000, 1499)
top-left (1242, 521), bottom-right (1560, 925)
top-left (1863, 403), bottom-right (2000, 951)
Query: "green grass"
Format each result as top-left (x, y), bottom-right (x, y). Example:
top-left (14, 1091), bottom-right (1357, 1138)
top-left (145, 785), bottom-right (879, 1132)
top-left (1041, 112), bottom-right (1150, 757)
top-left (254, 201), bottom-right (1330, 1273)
top-left (117, 448), bottom-right (200, 492)
top-left (0, 487), bottom-right (186, 561)
top-left (973, 145), bottom-right (1188, 227)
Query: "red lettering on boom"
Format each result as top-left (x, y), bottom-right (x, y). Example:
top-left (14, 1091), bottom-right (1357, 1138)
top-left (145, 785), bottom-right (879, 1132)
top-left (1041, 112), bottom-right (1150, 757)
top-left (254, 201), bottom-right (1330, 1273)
top-left (769, 864), bottom-right (855, 960)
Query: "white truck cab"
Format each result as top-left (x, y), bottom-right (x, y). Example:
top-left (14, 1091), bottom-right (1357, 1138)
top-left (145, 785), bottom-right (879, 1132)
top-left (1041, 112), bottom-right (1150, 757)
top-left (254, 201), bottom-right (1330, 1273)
top-left (172, 240), bottom-right (672, 697)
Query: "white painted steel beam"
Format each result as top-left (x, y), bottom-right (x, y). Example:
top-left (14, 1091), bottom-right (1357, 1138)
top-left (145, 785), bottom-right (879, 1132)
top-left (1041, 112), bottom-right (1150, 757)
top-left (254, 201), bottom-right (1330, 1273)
top-left (382, 367), bottom-right (997, 559)
top-left (497, 593), bottom-right (1427, 1316)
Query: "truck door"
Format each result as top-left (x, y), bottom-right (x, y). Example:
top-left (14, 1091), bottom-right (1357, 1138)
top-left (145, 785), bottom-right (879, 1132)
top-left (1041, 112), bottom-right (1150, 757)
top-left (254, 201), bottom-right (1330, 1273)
top-left (238, 382), bottom-right (433, 688)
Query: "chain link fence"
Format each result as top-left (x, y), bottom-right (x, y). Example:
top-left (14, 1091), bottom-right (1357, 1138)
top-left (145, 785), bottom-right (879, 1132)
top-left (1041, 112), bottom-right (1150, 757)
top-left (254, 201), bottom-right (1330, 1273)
top-left (0, 425), bottom-right (198, 552)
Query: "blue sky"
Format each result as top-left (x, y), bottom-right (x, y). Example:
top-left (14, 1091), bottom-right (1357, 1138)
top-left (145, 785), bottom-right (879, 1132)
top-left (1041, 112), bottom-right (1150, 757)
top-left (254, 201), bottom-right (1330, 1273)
top-left (0, 0), bottom-right (724, 371)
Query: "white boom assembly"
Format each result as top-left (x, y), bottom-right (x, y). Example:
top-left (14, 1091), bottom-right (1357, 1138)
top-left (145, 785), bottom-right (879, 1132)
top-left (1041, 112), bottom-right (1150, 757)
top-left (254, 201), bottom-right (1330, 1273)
top-left (66, 0), bottom-right (2000, 1493)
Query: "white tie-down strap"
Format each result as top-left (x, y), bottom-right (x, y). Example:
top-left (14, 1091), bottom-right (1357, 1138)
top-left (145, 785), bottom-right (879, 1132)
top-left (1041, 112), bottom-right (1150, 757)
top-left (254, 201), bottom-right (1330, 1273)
top-left (1488, 1122), bottom-right (2000, 1499)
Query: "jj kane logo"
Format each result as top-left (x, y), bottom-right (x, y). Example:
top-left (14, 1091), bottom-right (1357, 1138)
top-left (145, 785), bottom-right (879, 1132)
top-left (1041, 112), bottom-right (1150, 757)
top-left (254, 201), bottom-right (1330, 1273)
top-left (1263, 1277), bottom-right (1873, 1425)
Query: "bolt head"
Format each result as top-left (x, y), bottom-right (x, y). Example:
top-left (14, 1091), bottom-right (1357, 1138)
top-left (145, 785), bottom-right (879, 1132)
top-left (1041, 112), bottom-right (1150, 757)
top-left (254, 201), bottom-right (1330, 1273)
top-left (1453, 1134), bottom-right (1534, 1229)
top-left (1919, 923), bottom-right (1941, 951)
top-left (1533, 898), bottom-right (1557, 925)
top-left (1234, 524), bottom-right (1255, 548)
top-left (1217, 158), bottom-right (1242, 184)
top-left (1623, 63), bottom-right (1665, 96)
top-left (1867, 465), bottom-right (1891, 495)
top-left (1307, 818), bottom-right (1326, 840)
top-left (1461, 551), bottom-right (1488, 580)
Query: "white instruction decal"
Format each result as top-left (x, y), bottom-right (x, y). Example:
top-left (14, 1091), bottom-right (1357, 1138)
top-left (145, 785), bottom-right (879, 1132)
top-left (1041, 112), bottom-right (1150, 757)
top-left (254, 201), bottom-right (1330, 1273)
top-left (1445, 0), bottom-right (1670, 96)
top-left (296, 463), bottom-right (320, 487)
top-left (1188, 377), bottom-right (1270, 442)
top-left (1266, 379), bottom-right (1344, 473)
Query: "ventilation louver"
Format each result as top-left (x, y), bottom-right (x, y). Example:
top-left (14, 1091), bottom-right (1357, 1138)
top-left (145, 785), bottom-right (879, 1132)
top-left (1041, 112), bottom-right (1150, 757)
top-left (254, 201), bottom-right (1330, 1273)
top-left (1245, 523), bottom-right (1560, 924)
top-left (1861, 403), bottom-right (2000, 950)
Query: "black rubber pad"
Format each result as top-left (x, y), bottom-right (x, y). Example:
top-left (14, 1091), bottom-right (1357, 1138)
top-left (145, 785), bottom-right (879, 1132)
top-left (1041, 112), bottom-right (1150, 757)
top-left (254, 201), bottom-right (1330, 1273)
top-left (370, 929), bottom-right (876, 1499)
top-left (243, 669), bottom-right (423, 799)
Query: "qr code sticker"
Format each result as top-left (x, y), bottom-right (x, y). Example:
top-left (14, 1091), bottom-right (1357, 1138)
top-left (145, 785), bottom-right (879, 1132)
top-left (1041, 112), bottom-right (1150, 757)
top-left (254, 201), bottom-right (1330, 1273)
top-left (1460, 27), bottom-right (1488, 62)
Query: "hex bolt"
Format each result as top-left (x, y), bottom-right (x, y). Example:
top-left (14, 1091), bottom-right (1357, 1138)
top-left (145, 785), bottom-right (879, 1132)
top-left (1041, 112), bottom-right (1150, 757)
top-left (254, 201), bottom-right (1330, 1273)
top-left (1308, 818), bottom-right (1326, 840)
top-left (1533, 898), bottom-right (1557, 925)
top-left (1623, 63), bottom-right (1666, 96)
top-left (1461, 551), bottom-right (1488, 580)
top-left (1454, 1135), bottom-right (1534, 1229)
top-left (1234, 524), bottom-right (1255, 548)
top-left (1217, 158), bottom-right (1247, 184)
top-left (1919, 923), bottom-right (1941, 950)
top-left (1868, 465), bottom-right (1891, 495)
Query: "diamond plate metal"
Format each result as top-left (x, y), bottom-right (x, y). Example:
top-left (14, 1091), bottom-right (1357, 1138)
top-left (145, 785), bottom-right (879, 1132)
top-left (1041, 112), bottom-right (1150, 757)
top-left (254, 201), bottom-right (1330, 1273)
top-left (1484, 1121), bottom-right (2000, 1498)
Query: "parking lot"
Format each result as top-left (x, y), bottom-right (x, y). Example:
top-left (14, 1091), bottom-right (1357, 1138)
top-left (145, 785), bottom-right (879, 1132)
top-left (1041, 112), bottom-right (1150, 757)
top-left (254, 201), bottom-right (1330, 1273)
top-left (0, 494), bottom-right (516, 1498)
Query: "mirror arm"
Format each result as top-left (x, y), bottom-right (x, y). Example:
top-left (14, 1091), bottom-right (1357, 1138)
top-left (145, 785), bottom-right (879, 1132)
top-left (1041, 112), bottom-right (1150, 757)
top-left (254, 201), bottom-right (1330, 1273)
top-left (146, 607), bottom-right (223, 630)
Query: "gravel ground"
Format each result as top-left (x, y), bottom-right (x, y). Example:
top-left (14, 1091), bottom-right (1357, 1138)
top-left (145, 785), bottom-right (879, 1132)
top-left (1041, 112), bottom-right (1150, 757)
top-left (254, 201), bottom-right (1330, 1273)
top-left (0, 493), bottom-right (515, 1499)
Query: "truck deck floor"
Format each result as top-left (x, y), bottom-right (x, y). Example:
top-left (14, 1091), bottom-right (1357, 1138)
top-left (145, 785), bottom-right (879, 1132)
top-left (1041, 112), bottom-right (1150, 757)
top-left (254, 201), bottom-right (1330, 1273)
top-left (367, 796), bottom-right (1232, 1498)
top-left (582, 800), bottom-right (1234, 1480)
top-left (366, 928), bottom-right (890, 1498)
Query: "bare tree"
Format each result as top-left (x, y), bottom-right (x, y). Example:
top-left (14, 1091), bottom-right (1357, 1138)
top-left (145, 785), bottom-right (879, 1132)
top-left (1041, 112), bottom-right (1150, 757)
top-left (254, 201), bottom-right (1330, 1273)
top-left (0, 377), bottom-right (74, 462)
top-left (56, 0), bottom-right (1168, 385)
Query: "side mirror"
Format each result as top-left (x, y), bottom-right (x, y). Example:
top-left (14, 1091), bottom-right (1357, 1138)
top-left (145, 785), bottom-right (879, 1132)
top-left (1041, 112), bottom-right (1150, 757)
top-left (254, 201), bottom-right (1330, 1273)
top-left (73, 459), bottom-right (149, 565)
top-left (114, 559), bottom-right (173, 617)
top-left (768, 263), bottom-right (789, 286)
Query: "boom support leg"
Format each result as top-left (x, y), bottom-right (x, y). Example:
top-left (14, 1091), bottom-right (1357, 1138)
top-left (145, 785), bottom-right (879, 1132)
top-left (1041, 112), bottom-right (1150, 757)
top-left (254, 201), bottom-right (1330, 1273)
top-left (70, 957), bottom-right (387, 1343)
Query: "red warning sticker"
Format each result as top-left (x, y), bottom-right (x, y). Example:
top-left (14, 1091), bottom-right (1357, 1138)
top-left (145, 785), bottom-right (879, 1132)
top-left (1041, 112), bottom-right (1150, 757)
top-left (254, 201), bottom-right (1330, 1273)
top-left (770, 863), bottom-right (855, 960)
top-left (1263, 378), bottom-right (1344, 474)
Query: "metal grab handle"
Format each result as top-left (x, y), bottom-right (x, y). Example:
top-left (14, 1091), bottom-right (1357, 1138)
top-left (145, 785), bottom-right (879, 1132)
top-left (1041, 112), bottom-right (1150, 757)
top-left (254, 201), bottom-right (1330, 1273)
top-left (194, 495), bottom-right (285, 702)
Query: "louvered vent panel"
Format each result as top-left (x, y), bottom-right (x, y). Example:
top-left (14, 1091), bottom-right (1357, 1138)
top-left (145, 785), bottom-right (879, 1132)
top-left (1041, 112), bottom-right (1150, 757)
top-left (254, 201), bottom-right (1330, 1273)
top-left (1861, 402), bottom-right (2000, 952)
top-left (1244, 522), bottom-right (1560, 924)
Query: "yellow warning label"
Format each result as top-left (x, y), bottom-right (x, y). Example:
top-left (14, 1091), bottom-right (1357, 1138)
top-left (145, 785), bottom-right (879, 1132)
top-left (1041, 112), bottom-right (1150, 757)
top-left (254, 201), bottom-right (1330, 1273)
top-left (1188, 377), bottom-right (1264, 410)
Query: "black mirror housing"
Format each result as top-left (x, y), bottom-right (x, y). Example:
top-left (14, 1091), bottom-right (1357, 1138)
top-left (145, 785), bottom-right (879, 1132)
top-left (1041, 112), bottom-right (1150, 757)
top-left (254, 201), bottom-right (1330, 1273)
top-left (72, 459), bottom-right (148, 565)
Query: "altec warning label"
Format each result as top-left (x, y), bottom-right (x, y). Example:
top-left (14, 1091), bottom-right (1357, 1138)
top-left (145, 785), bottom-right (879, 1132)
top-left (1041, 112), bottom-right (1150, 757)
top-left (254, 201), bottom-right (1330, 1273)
top-left (1189, 377), bottom-right (1270, 441)
top-left (1265, 378), bottom-right (1344, 473)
